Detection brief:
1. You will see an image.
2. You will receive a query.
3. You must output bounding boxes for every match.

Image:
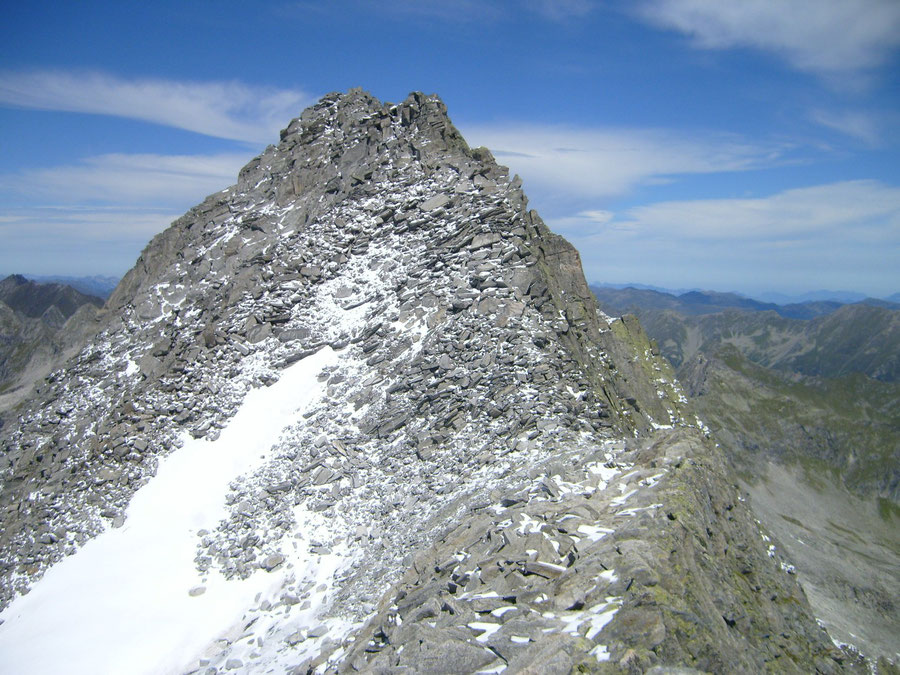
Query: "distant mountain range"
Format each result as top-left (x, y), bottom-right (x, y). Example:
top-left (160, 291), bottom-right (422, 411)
top-left (20, 274), bottom-right (120, 300)
top-left (591, 284), bottom-right (899, 320)
top-left (0, 275), bottom-right (103, 412)
top-left (0, 274), bottom-right (103, 321)
top-left (591, 282), bottom-right (900, 306)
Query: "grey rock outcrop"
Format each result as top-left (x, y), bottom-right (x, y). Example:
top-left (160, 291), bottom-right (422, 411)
top-left (0, 90), bottom-right (857, 673)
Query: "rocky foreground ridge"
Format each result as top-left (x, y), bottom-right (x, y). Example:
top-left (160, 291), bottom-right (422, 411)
top-left (0, 91), bottom-right (859, 673)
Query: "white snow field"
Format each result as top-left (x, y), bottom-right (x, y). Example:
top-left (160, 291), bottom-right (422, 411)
top-left (0, 347), bottom-right (338, 675)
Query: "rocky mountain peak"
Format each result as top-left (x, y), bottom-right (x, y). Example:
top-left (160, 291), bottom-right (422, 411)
top-left (283, 89), bottom-right (474, 165)
top-left (242, 88), bottom-right (502, 217)
top-left (0, 273), bottom-right (103, 323)
top-left (0, 91), bottom-right (855, 673)
top-left (0, 273), bottom-right (29, 289)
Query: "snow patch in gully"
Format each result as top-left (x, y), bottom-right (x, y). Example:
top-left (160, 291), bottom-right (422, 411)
top-left (0, 347), bottom-right (338, 675)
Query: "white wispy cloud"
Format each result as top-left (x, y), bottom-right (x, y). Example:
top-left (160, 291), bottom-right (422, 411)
top-left (0, 207), bottom-right (178, 241)
top-left (464, 124), bottom-right (783, 201)
top-left (612, 180), bottom-right (900, 240)
top-left (1, 153), bottom-right (247, 205)
top-left (0, 71), bottom-right (313, 143)
top-left (567, 180), bottom-right (900, 295)
top-left (576, 209), bottom-right (615, 225)
top-left (809, 109), bottom-right (881, 146)
top-left (0, 152), bottom-right (248, 275)
top-left (0, 207), bottom-right (180, 276)
top-left (638, 0), bottom-right (900, 78)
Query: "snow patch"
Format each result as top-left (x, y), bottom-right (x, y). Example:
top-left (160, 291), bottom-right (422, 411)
top-left (577, 524), bottom-right (614, 542)
top-left (0, 348), bottom-right (338, 675)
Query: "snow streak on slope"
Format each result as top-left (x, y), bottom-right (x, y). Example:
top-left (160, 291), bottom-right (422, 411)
top-left (0, 347), bottom-right (338, 675)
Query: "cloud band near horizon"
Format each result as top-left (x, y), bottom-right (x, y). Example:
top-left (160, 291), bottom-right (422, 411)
top-left (0, 70), bottom-right (313, 144)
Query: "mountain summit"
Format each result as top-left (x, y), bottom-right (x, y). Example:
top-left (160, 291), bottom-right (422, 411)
top-left (0, 91), bottom-right (853, 673)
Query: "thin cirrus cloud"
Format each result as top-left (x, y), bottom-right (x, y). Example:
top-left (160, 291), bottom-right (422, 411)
top-left (809, 109), bottom-right (881, 146)
top-left (586, 180), bottom-right (900, 241)
top-left (464, 124), bottom-right (783, 201)
top-left (565, 180), bottom-right (900, 295)
top-left (1, 153), bottom-right (248, 206)
top-left (0, 207), bottom-right (179, 242)
top-left (0, 70), bottom-right (313, 143)
top-left (0, 206), bottom-right (181, 276)
top-left (638, 0), bottom-right (900, 78)
top-left (0, 152), bottom-right (249, 275)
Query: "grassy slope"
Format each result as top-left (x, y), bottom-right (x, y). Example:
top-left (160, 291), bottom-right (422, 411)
top-left (636, 304), bottom-right (900, 382)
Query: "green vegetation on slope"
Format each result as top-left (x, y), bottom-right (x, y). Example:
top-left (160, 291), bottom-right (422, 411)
top-left (681, 345), bottom-right (899, 502)
top-left (632, 304), bottom-right (900, 382)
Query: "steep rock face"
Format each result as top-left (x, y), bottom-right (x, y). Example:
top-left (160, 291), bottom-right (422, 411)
top-left (0, 91), bottom-right (849, 673)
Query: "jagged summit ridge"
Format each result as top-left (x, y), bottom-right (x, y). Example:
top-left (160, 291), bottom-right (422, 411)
top-left (0, 273), bottom-right (102, 323)
top-left (4, 86), bottom-right (652, 599)
top-left (0, 90), bottom-right (849, 673)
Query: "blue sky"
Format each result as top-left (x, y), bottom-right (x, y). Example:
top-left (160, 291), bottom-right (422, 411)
top-left (1, 0), bottom-right (898, 297)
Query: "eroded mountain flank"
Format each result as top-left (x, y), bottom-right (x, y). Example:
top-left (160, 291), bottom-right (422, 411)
top-left (0, 91), bottom-right (857, 674)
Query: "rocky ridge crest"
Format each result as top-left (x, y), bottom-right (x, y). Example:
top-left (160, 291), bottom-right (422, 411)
top-left (0, 90), bottom-right (853, 673)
